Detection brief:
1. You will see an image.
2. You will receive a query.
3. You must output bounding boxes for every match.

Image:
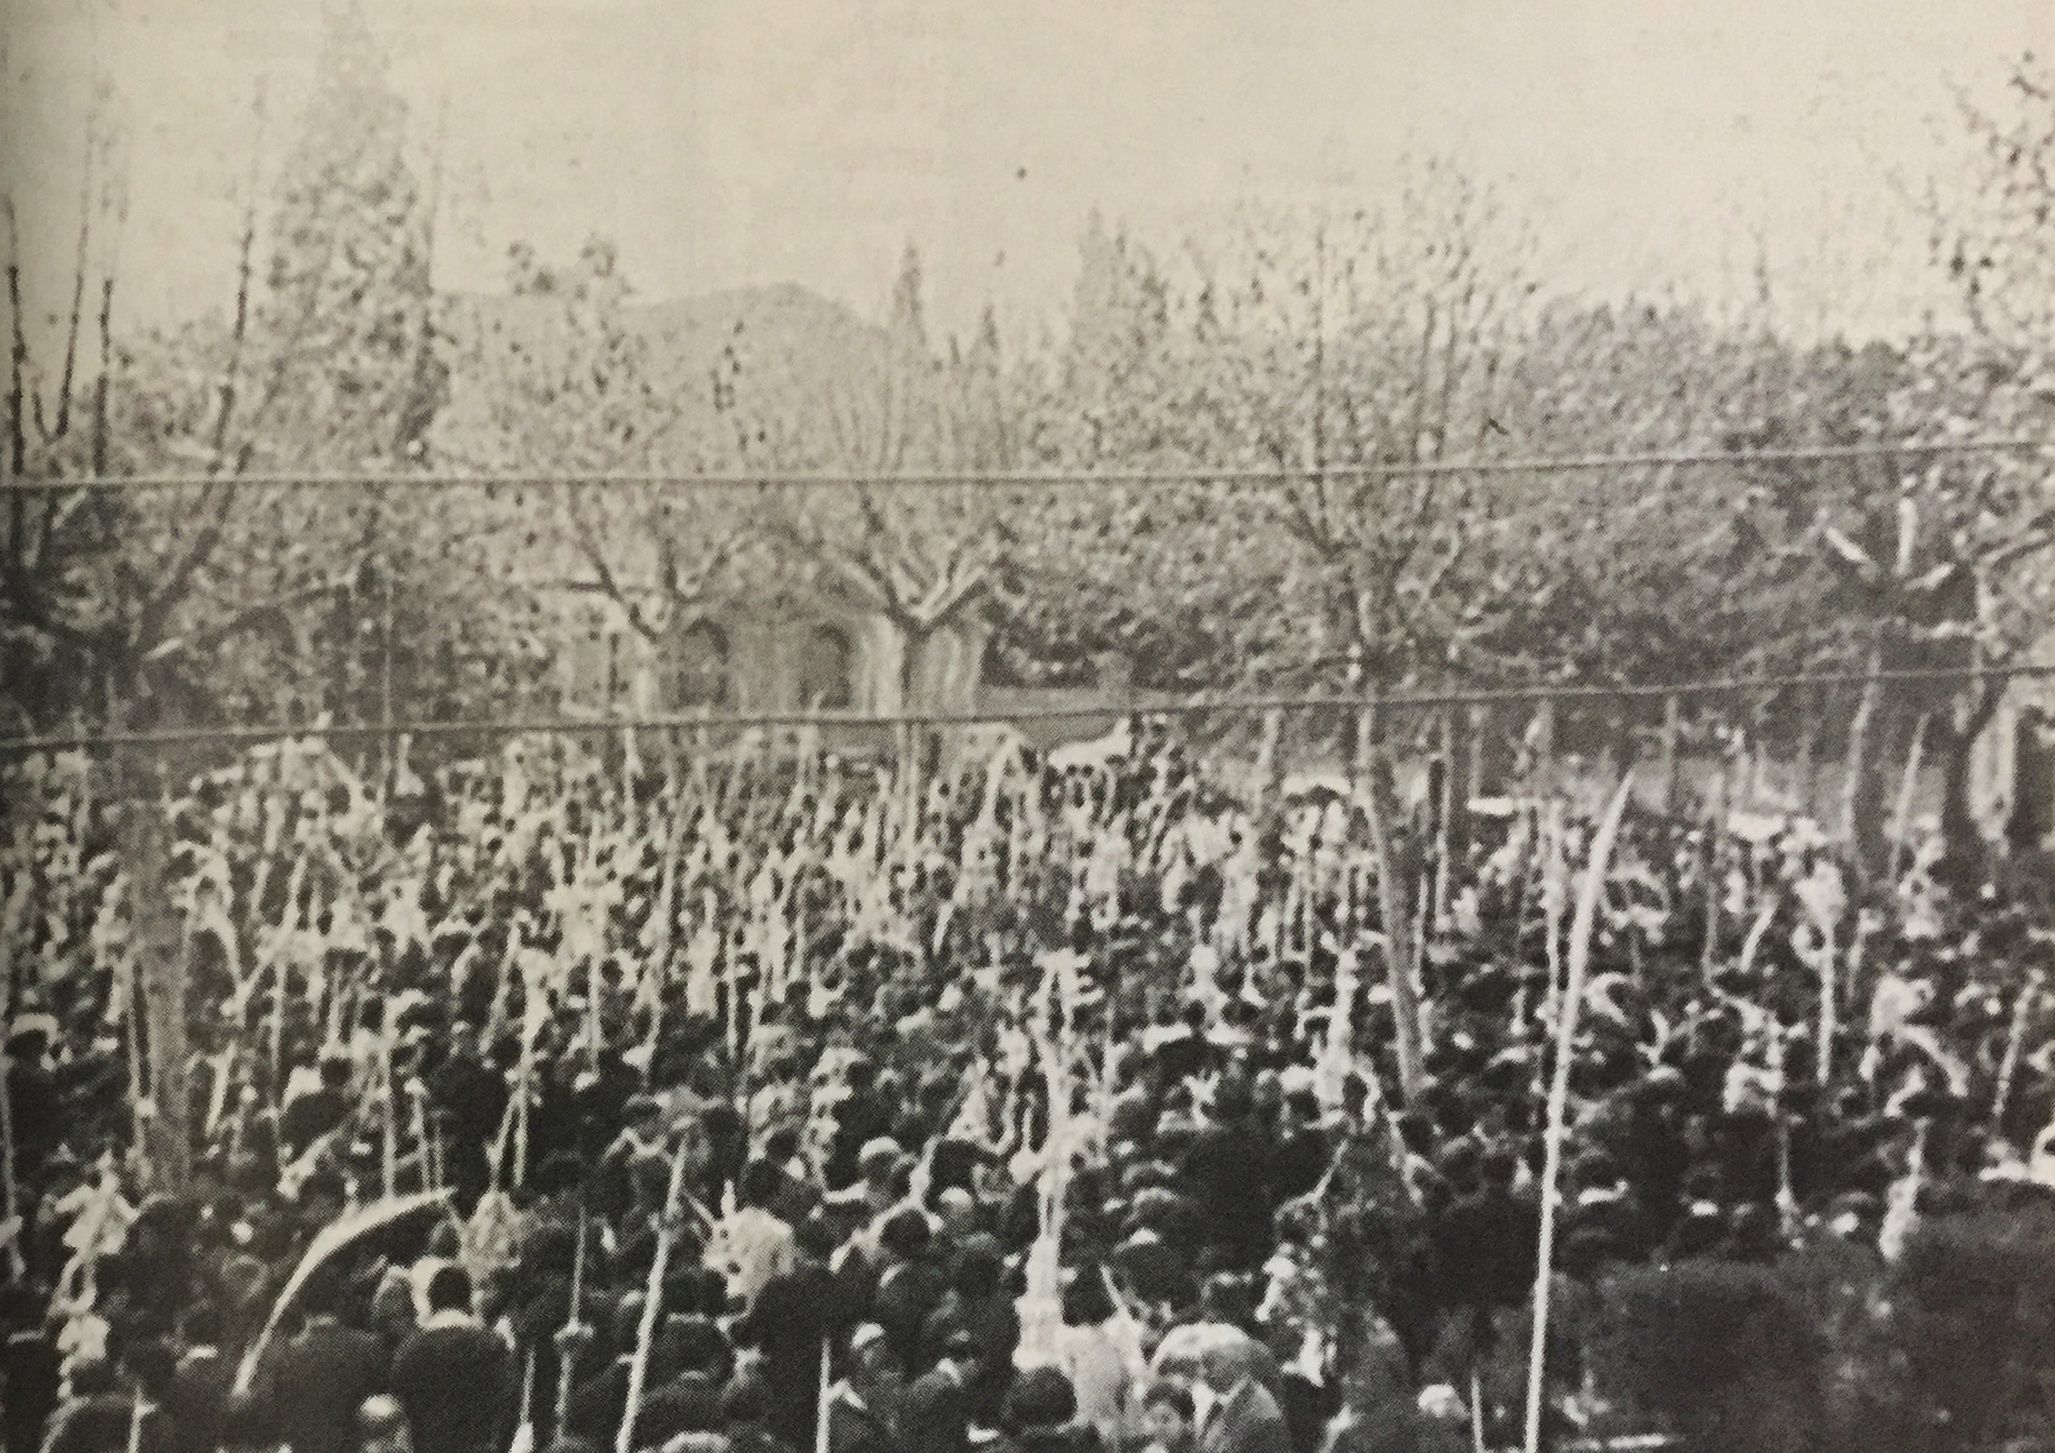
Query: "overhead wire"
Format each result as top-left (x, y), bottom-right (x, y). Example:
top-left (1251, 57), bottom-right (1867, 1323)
top-left (7, 436), bottom-right (2052, 756)
top-left (5, 663), bottom-right (2050, 756)
top-left (2, 436), bottom-right (2053, 494)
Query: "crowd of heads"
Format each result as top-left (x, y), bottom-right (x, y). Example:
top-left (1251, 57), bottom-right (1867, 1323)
top-left (3, 722), bottom-right (2054, 1453)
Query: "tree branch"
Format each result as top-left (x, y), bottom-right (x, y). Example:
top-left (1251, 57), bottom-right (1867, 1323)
top-left (564, 490), bottom-right (665, 643)
top-left (44, 123), bottom-right (95, 447)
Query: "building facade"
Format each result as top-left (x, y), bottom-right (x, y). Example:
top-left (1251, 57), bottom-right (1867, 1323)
top-left (555, 583), bottom-right (990, 724)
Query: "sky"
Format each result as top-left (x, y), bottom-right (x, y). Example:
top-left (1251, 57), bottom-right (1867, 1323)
top-left (3, 0), bottom-right (2050, 344)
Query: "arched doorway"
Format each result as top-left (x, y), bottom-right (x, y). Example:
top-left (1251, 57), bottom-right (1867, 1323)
top-left (796, 622), bottom-right (855, 709)
top-left (673, 619), bottom-right (732, 708)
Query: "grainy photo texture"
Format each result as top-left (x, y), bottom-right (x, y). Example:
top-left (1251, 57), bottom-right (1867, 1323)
top-left (3, 5), bottom-right (2055, 1453)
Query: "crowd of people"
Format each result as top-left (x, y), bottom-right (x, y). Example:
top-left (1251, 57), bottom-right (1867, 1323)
top-left (2, 721), bottom-right (2053, 1453)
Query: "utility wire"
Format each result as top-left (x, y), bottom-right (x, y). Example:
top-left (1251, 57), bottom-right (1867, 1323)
top-left (3, 437), bottom-right (2052, 494)
top-left (5, 663), bottom-right (2049, 756)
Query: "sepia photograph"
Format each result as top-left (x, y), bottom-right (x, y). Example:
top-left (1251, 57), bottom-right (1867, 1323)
top-left (3, 3), bottom-right (2055, 1451)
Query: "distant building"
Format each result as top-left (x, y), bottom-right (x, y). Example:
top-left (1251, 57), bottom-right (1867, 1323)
top-left (1967, 643), bottom-right (2055, 852)
top-left (553, 579), bottom-right (989, 723)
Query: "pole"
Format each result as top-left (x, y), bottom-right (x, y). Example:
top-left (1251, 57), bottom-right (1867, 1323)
top-left (556, 1202), bottom-right (588, 1434)
top-left (1524, 776), bottom-right (1634, 1453)
top-left (1658, 693), bottom-right (1681, 818)
top-left (617, 1137), bottom-right (691, 1453)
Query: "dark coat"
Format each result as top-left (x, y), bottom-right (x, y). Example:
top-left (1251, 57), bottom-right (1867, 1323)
top-left (736, 1260), bottom-right (838, 1447)
top-left (1179, 1120), bottom-right (1275, 1265)
top-left (37, 1394), bottom-right (172, 1453)
top-left (3, 1327), bottom-right (62, 1453)
top-left (870, 1261), bottom-right (946, 1377)
top-left (826, 1385), bottom-right (904, 1453)
top-left (268, 1318), bottom-right (390, 1453)
top-left (390, 1320), bottom-right (516, 1453)
top-left (902, 1363), bottom-right (970, 1453)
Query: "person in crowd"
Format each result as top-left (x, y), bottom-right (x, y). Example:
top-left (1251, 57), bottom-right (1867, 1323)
top-left (390, 1267), bottom-right (516, 1453)
top-left (736, 1212), bottom-right (841, 1449)
top-left (7, 737), bottom-right (2055, 1453)
top-left (1196, 1340), bottom-right (1291, 1453)
top-left (825, 1323), bottom-right (905, 1453)
top-left (1137, 1381), bottom-right (1199, 1453)
top-left (995, 1366), bottom-right (1099, 1453)
top-left (902, 1329), bottom-right (980, 1453)
top-left (357, 1394), bottom-right (415, 1453)
top-left (718, 1371), bottom-right (795, 1453)
top-left (264, 1270), bottom-right (391, 1453)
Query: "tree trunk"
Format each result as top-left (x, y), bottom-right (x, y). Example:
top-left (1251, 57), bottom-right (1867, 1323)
top-left (1935, 682), bottom-right (2005, 886)
top-left (115, 684), bottom-right (191, 1190)
top-left (1357, 703), bottom-right (1425, 1103)
top-left (1840, 632), bottom-right (1922, 882)
top-left (1794, 692), bottom-right (1820, 824)
top-left (896, 622), bottom-right (933, 816)
top-left (1529, 697), bottom-right (1557, 799)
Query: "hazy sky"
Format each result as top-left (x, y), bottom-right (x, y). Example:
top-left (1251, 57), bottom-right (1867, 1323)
top-left (4, 0), bottom-right (2049, 342)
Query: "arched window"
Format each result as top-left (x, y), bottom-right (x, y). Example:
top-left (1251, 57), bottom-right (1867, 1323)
top-left (673, 619), bottom-right (731, 708)
top-left (796, 622), bottom-right (854, 710)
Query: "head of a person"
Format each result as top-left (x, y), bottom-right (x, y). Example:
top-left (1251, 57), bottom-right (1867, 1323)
top-left (298, 1268), bottom-right (346, 1325)
top-left (1199, 1337), bottom-right (1261, 1399)
top-left (935, 1186), bottom-right (979, 1237)
top-left (425, 1265), bottom-right (474, 1318)
top-left (796, 1210), bottom-right (840, 1263)
top-left (1060, 1266), bottom-right (1115, 1327)
top-left (355, 1394), bottom-right (411, 1453)
top-left (859, 1137), bottom-right (900, 1187)
top-left (1198, 1272), bottom-right (1253, 1327)
top-left (952, 1238), bottom-right (1003, 1301)
top-left (371, 1273), bottom-right (418, 1339)
top-left (764, 1125), bottom-right (802, 1166)
top-left (848, 1324), bottom-right (895, 1387)
top-left (738, 1159), bottom-right (783, 1210)
top-left (1002, 1366), bottom-right (1079, 1435)
top-left (637, 1376), bottom-right (722, 1447)
top-left (1141, 1381), bottom-right (1197, 1453)
top-left (877, 1206), bottom-right (933, 1264)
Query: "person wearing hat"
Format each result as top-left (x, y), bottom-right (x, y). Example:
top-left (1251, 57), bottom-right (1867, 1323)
top-left (356, 1393), bottom-right (414, 1453)
top-left (826, 1324), bottom-right (905, 1453)
top-left (828, 1062), bottom-right (896, 1193)
top-left (994, 1365), bottom-right (1098, 1453)
top-left (735, 1212), bottom-right (841, 1451)
top-left (867, 1207), bottom-right (944, 1379)
top-left (902, 1328), bottom-right (979, 1453)
top-left (5, 1009), bottom-right (60, 1183)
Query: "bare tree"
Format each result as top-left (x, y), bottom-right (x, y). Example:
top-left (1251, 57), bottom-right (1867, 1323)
top-left (757, 245), bottom-right (1022, 713)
